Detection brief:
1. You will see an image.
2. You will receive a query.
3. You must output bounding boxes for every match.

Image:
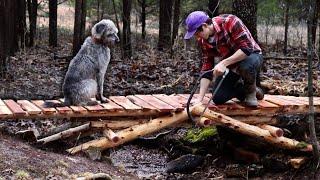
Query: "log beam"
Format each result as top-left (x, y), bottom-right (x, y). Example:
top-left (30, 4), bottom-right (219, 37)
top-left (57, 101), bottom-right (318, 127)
top-left (67, 110), bottom-right (189, 154)
top-left (191, 104), bottom-right (312, 152)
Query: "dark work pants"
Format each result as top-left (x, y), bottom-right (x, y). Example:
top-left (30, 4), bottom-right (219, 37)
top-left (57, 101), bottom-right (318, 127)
top-left (212, 53), bottom-right (263, 104)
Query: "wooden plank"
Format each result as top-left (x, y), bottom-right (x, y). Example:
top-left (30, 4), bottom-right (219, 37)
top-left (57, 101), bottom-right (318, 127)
top-left (152, 94), bottom-right (184, 111)
top-left (32, 100), bottom-right (57, 114)
top-left (17, 100), bottom-right (42, 115)
top-left (59, 98), bottom-right (88, 114)
top-left (271, 95), bottom-right (306, 106)
top-left (264, 95), bottom-right (297, 106)
top-left (178, 94), bottom-right (213, 106)
top-left (3, 99), bottom-right (27, 116)
top-left (294, 97), bottom-right (320, 106)
top-left (45, 100), bottom-right (73, 114)
top-left (0, 99), bottom-right (13, 118)
top-left (135, 95), bottom-right (175, 112)
top-left (169, 94), bottom-right (188, 106)
top-left (84, 104), bottom-right (106, 112)
top-left (257, 100), bottom-right (280, 108)
top-left (127, 95), bottom-right (158, 110)
top-left (109, 96), bottom-right (142, 110)
top-left (100, 98), bottom-right (124, 111)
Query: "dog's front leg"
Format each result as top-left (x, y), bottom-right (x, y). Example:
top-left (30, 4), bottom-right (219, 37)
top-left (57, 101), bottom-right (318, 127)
top-left (97, 71), bottom-right (108, 103)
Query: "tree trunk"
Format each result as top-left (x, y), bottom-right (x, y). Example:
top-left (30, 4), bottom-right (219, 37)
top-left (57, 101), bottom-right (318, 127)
top-left (72, 0), bottom-right (87, 56)
top-left (232, 0), bottom-right (257, 40)
top-left (17, 0), bottom-right (26, 49)
top-left (122, 0), bottom-right (132, 59)
top-left (27, 0), bottom-right (37, 47)
top-left (283, 0), bottom-right (289, 55)
top-left (158, 0), bottom-right (173, 51)
top-left (306, 0), bottom-right (320, 166)
top-left (0, 0), bottom-right (20, 77)
top-left (140, 0), bottom-right (146, 39)
top-left (171, 0), bottom-right (180, 46)
top-left (311, 0), bottom-right (319, 46)
top-left (208, 0), bottom-right (219, 17)
top-left (49, 0), bottom-right (57, 47)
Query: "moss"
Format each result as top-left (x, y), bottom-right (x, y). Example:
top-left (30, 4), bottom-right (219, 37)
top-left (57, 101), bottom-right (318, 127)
top-left (184, 127), bottom-right (218, 144)
top-left (296, 141), bottom-right (308, 149)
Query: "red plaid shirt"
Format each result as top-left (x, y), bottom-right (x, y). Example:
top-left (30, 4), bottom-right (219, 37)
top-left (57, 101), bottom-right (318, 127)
top-left (197, 14), bottom-right (261, 71)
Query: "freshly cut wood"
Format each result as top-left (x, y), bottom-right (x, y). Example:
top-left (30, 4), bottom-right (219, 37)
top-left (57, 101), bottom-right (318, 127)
top-left (4, 99), bottom-right (27, 116)
top-left (259, 124), bottom-right (284, 137)
top-left (103, 129), bottom-right (119, 143)
top-left (67, 110), bottom-right (189, 154)
top-left (0, 99), bottom-right (13, 118)
top-left (109, 96), bottom-right (142, 110)
top-left (37, 123), bottom-right (90, 144)
top-left (90, 119), bottom-right (147, 130)
top-left (196, 117), bottom-right (214, 127)
top-left (289, 157), bottom-right (308, 169)
top-left (191, 104), bottom-right (312, 152)
top-left (152, 94), bottom-right (184, 111)
top-left (135, 95), bottom-right (175, 112)
top-left (32, 100), bottom-right (57, 114)
top-left (127, 95), bottom-right (158, 110)
top-left (17, 100), bottom-right (42, 115)
top-left (232, 116), bottom-right (278, 125)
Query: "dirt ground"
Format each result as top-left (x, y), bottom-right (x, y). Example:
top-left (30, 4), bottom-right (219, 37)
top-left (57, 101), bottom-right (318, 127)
top-left (0, 18), bottom-right (320, 179)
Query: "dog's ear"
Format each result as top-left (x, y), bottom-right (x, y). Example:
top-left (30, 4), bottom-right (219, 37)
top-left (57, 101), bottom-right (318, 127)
top-left (92, 23), bottom-right (106, 39)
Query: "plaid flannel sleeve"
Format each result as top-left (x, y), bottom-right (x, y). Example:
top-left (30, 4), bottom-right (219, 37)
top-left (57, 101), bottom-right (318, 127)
top-left (228, 16), bottom-right (258, 56)
top-left (197, 38), bottom-right (214, 80)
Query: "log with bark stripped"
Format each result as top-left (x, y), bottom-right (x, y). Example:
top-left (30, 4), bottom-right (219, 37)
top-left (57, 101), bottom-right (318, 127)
top-left (191, 104), bottom-right (312, 152)
top-left (67, 110), bottom-right (189, 154)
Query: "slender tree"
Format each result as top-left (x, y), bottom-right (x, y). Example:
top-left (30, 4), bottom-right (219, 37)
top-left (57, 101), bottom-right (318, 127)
top-left (283, 0), bottom-right (289, 55)
top-left (306, 0), bottom-right (320, 168)
top-left (138, 0), bottom-right (146, 39)
top-left (122, 0), bottom-right (132, 58)
top-left (73, 0), bottom-right (87, 56)
top-left (27, 0), bottom-right (37, 47)
top-left (171, 0), bottom-right (180, 45)
top-left (49, 0), bottom-right (58, 47)
top-left (232, 0), bottom-right (258, 40)
top-left (158, 0), bottom-right (173, 50)
top-left (208, 0), bottom-right (219, 17)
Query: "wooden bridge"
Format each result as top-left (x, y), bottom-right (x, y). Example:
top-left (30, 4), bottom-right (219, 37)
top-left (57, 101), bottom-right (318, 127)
top-left (0, 94), bottom-right (320, 120)
top-left (2, 94), bottom-right (319, 155)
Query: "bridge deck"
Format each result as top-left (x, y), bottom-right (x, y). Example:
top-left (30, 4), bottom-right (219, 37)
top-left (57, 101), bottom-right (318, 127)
top-left (0, 94), bottom-right (320, 120)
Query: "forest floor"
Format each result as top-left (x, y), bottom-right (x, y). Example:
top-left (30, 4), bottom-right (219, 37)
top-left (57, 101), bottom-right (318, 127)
top-left (0, 28), bottom-right (320, 179)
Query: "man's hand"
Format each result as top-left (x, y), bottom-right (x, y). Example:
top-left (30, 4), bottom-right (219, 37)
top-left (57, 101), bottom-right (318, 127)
top-left (213, 61), bottom-right (227, 77)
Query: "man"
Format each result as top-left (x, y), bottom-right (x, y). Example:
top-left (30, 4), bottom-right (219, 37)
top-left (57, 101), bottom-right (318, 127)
top-left (184, 11), bottom-right (264, 107)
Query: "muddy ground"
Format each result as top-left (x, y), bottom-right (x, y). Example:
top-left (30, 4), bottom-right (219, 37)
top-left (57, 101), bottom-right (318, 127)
top-left (0, 30), bottom-right (320, 179)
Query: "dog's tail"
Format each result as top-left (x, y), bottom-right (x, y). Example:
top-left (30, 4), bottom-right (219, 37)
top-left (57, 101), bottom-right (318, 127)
top-left (43, 101), bottom-right (65, 108)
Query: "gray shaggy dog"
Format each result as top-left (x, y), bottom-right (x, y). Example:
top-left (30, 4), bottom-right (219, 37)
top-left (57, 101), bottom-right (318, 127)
top-left (47, 19), bottom-right (119, 107)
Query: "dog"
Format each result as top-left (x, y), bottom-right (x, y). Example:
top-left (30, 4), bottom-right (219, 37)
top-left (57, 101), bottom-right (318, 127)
top-left (46, 19), bottom-right (119, 107)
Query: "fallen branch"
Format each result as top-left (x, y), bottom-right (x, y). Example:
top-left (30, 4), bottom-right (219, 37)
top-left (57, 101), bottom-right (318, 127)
top-left (258, 124), bottom-right (284, 137)
top-left (103, 128), bottom-right (119, 143)
top-left (67, 110), bottom-right (189, 154)
top-left (191, 104), bottom-right (312, 152)
top-left (37, 123), bottom-right (90, 144)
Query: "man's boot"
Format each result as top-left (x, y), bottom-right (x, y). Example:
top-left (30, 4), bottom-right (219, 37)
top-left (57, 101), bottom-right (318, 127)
top-left (256, 86), bottom-right (264, 100)
top-left (244, 84), bottom-right (258, 107)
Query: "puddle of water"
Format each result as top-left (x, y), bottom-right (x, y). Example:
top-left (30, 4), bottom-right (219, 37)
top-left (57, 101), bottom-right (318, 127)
top-left (110, 144), bottom-right (169, 178)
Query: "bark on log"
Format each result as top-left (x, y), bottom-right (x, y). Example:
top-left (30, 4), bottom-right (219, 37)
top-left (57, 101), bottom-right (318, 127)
top-left (103, 128), bottom-right (119, 143)
top-left (37, 123), bottom-right (90, 144)
top-left (258, 124), bottom-right (284, 137)
top-left (67, 110), bottom-right (189, 154)
top-left (191, 105), bottom-right (312, 152)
